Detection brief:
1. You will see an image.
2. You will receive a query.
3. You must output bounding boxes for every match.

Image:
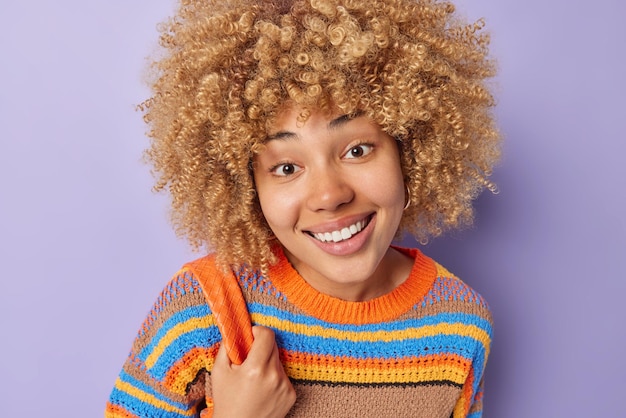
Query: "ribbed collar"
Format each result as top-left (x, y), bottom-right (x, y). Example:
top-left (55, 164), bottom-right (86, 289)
top-left (267, 246), bottom-right (437, 324)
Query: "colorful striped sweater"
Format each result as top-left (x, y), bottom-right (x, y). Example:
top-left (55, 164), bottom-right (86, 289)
top-left (106, 247), bottom-right (492, 417)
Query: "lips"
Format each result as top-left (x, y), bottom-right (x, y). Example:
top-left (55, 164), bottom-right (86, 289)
top-left (306, 215), bottom-right (372, 243)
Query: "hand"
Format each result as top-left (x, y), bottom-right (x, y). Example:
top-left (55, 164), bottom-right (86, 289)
top-left (211, 326), bottom-right (296, 418)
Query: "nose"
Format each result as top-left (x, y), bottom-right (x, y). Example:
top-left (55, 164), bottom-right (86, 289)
top-left (305, 167), bottom-right (354, 212)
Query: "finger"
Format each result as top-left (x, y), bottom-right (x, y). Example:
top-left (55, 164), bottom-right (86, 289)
top-left (245, 325), bottom-right (277, 365)
top-left (261, 331), bottom-right (286, 375)
top-left (213, 340), bottom-right (231, 368)
top-left (269, 340), bottom-right (283, 369)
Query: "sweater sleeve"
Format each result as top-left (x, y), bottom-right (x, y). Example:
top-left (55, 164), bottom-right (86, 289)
top-left (452, 303), bottom-right (492, 418)
top-left (105, 268), bottom-right (220, 417)
top-left (465, 376), bottom-right (486, 418)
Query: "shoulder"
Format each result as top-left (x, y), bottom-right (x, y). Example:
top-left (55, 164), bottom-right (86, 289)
top-left (111, 258), bottom-right (220, 406)
top-left (398, 247), bottom-right (491, 312)
top-left (415, 251), bottom-right (494, 358)
top-left (426, 261), bottom-right (491, 313)
top-left (398, 247), bottom-right (493, 334)
top-left (403, 248), bottom-right (490, 311)
top-left (136, 258), bottom-right (214, 340)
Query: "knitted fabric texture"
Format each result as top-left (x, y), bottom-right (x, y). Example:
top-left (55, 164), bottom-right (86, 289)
top-left (105, 247), bottom-right (492, 417)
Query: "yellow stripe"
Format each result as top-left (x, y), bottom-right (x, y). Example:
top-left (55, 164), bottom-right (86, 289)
top-left (145, 316), bottom-right (214, 368)
top-left (284, 362), bottom-right (468, 384)
top-left (452, 378), bottom-right (472, 417)
top-left (114, 378), bottom-right (194, 416)
top-left (168, 352), bottom-right (216, 393)
top-left (435, 262), bottom-right (454, 278)
top-left (251, 313), bottom-right (491, 355)
top-left (453, 398), bottom-right (468, 417)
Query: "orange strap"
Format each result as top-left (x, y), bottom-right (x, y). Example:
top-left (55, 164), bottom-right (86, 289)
top-left (184, 255), bottom-right (253, 365)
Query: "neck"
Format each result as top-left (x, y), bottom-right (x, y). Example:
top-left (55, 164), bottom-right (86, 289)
top-left (287, 246), bottom-right (414, 302)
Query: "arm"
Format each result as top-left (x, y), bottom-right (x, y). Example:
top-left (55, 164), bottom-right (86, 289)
top-left (452, 312), bottom-right (492, 418)
top-left (465, 377), bottom-right (486, 418)
top-left (106, 269), bottom-right (218, 417)
top-left (452, 369), bottom-right (486, 418)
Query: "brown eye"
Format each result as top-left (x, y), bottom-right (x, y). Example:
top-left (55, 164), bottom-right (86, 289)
top-left (271, 162), bottom-right (301, 177)
top-left (345, 144), bottom-right (373, 159)
top-left (281, 164), bottom-right (295, 175)
top-left (350, 147), bottom-right (364, 157)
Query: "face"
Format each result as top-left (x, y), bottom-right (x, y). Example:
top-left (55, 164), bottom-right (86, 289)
top-left (253, 106), bottom-right (407, 301)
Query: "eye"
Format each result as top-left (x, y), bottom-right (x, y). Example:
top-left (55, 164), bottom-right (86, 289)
top-left (270, 162), bottom-right (301, 177)
top-left (344, 143), bottom-right (374, 159)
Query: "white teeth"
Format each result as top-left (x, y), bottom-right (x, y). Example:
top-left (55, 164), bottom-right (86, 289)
top-left (312, 219), bottom-right (368, 243)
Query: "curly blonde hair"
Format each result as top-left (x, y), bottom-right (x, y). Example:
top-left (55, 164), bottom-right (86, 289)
top-left (142, 0), bottom-right (500, 271)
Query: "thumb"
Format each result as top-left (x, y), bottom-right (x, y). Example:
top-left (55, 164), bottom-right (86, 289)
top-left (214, 341), bottom-right (232, 369)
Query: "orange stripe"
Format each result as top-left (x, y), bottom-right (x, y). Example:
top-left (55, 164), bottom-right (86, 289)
top-left (282, 350), bottom-right (471, 384)
top-left (105, 402), bottom-right (140, 418)
top-left (281, 350), bottom-right (471, 372)
top-left (163, 345), bottom-right (218, 394)
top-left (453, 367), bottom-right (475, 417)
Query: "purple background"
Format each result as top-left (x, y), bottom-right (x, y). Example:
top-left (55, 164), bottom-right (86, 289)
top-left (1, 0), bottom-right (625, 416)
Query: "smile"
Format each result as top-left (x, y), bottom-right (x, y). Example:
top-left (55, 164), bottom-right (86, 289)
top-left (308, 216), bottom-right (372, 243)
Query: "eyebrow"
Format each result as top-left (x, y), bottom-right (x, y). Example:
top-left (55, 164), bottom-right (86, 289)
top-left (265, 111), bottom-right (363, 142)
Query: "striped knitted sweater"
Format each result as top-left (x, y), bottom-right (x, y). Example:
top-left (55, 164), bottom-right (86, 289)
top-left (106, 247), bottom-right (492, 417)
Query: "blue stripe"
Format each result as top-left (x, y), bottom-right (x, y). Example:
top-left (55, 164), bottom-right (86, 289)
top-left (251, 302), bottom-right (491, 375)
top-left (138, 304), bottom-right (213, 361)
top-left (118, 370), bottom-right (189, 410)
top-left (109, 387), bottom-right (192, 418)
top-left (148, 326), bottom-right (221, 379)
top-left (273, 330), bottom-right (484, 361)
top-left (276, 328), bottom-right (488, 386)
top-left (250, 302), bottom-right (492, 335)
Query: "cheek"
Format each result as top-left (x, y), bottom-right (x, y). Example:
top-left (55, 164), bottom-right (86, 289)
top-left (384, 179), bottom-right (406, 215)
top-left (256, 184), bottom-right (300, 231)
top-left (363, 160), bottom-right (405, 210)
top-left (389, 157), bottom-right (406, 208)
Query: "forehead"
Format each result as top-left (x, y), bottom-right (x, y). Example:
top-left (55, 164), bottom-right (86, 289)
top-left (266, 105), bottom-right (365, 139)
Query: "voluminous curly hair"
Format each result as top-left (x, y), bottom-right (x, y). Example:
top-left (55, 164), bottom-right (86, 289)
top-left (142, 0), bottom-right (500, 271)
